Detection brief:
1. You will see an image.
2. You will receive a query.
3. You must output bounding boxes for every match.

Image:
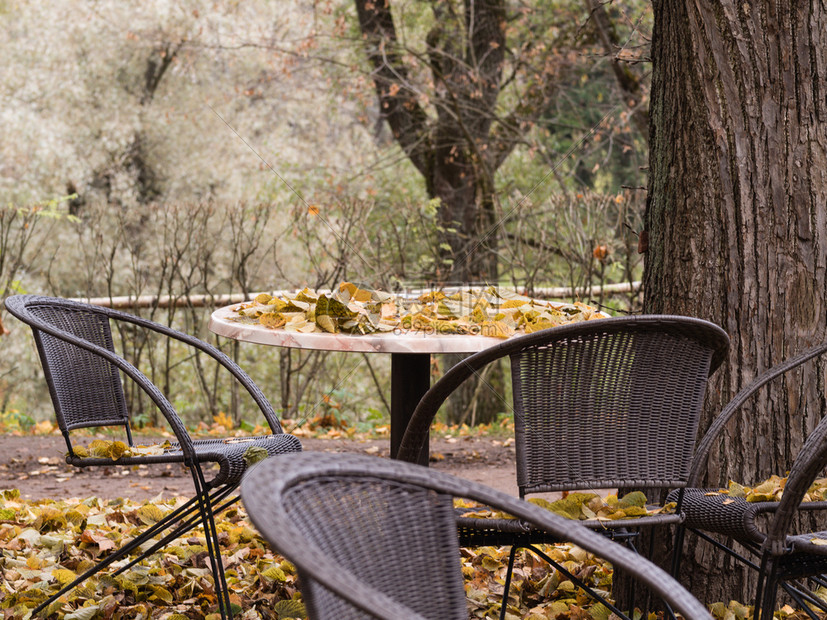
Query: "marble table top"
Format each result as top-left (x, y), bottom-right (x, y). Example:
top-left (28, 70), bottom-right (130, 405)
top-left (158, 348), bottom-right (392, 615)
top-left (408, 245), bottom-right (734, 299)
top-left (209, 304), bottom-right (508, 354)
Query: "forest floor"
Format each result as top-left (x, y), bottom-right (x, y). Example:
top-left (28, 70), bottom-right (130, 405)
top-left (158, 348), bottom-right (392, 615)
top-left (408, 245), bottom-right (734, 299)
top-left (0, 432), bottom-right (519, 501)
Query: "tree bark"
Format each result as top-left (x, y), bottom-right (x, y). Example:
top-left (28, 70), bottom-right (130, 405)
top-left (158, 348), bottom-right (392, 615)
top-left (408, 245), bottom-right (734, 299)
top-left (645, 1), bottom-right (827, 604)
top-left (355, 0), bottom-right (505, 283)
top-left (355, 0), bottom-right (511, 422)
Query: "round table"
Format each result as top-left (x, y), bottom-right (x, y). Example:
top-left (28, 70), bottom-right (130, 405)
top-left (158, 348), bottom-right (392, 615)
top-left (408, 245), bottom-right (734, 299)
top-left (209, 304), bottom-right (506, 465)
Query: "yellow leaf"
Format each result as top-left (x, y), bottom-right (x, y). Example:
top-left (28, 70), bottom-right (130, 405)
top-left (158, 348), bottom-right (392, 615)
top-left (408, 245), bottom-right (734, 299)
top-left (34, 420), bottom-right (54, 435)
top-left (479, 320), bottom-right (514, 339)
top-left (619, 506), bottom-right (648, 518)
top-left (150, 585), bottom-right (174, 604)
top-left (727, 481), bottom-right (748, 498)
top-left (36, 506), bottom-right (67, 530)
top-left (501, 299), bottom-right (528, 309)
top-left (524, 319), bottom-right (556, 333)
top-left (316, 314), bottom-right (338, 333)
top-left (618, 491), bottom-right (647, 508)
top-left (272, 600), bottom-right (307, 619)
top-left (259, 312), bottom-right (286, 329)
top-left (105, 441), bottom-right (129, 460)
top-left (136, 505), bottom-right (166, 525)
top-left (52, 568), bottom-right (77, 586)
top-left (213, 411), bottom-right (234, 431)
top-left (88, 439), bottom-right (114, 457)
top-left (261, 565), bottom-right (286, 582)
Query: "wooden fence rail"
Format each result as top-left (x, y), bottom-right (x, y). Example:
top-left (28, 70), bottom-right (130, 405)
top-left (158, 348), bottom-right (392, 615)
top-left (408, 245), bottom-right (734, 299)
top-left (72, 282), bottom-right (640, 309)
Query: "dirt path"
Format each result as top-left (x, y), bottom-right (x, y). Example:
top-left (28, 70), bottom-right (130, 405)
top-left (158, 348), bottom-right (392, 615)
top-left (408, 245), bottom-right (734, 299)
top-left (0, 433), bottom-right (519, 501)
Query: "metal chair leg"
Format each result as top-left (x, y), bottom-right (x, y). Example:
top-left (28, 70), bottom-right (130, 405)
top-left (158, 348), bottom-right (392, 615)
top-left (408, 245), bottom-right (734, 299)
top-left (499, 546), bottom-right (519, 620)
top-left (782, 581), bottom-right (827, 620)
top-left (112, 486), bottom-right (239, 578)
top-left (192, 466), bottom-right (233, 619)
top-left (753, 555), bottom-right (778, 620)
top-left (31, 495), bottom-right (204, 616)
top-left (671, 523), bottom-right (687, 577)
top-left (527, 544), bottom-right (632, 620)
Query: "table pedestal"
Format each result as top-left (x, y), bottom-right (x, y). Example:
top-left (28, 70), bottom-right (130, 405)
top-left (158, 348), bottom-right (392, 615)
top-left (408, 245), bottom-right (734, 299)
top-left (390, 353), bottom-right (430, 466)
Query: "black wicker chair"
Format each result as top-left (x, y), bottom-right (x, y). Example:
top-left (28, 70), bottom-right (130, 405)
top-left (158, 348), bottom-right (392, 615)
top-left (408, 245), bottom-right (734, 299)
top-left (397, 315), bottom-right (730, 618)
top-left (669, 340), bottom-right (827, 620)
top-left (5, 294), bottom-right (302, 619)
top-left (241, 452), bottom-right (713, 620)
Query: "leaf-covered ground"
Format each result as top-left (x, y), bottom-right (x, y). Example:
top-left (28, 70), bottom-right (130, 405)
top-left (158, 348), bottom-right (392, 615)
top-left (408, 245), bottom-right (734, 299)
top-left (1, 488), bottom-right (823, 619)
top-left (2, 417), bottom-right (826, 619)
top-left (0, 489), bottom-right (617, 620)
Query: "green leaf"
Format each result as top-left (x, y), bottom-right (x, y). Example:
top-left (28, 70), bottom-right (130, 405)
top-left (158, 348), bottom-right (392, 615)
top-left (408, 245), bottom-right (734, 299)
top-left (261, 565), bottom-right (286, 582)
top-left (272, 599), bottom-right (307, 618)
top-left (589, 603), bottom-right (611, 620)
top-left (618, 491), bottom-right (647, 508)
top-left (137, 504), bottom-right (166, 525)
top-left (243, 446), bottom-right (270, 467)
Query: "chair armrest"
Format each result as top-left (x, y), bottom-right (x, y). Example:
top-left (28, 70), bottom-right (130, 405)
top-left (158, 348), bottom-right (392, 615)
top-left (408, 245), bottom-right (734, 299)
top-left (688, 340), bottom-right (827, 488)
top-left (102, 306), bottom-right (283, 434)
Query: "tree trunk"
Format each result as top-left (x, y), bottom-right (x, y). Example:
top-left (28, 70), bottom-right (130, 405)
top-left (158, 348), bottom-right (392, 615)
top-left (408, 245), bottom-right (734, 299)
top-left (433, 144), bottom-right (503, 426)
top-left (354, 0), bottom-right (507, 424)
top-left (644, 1), bottom-right (827, 604)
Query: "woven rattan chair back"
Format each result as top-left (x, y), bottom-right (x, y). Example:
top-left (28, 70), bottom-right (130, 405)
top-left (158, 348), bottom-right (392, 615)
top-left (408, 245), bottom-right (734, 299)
top-left (24, 299), bottom-right (131, 435)
top-left (241, 452), bottom-right (714, 620)
top-left (284, 474), bottom-right (466, 619)
top-left (399, 316), bottom-right (729, 498)
top-left (511, 320), bottom-right (727, 495)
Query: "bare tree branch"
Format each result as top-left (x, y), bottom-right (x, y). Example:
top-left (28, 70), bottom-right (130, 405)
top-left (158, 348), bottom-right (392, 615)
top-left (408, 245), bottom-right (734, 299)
top-left (354, 0), bottom-right (433, 180)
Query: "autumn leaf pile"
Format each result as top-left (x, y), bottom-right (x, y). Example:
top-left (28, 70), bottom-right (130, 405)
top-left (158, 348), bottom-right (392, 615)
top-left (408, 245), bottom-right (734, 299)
top-left (0, 487), bottom-right (626, 620)
top-left (232, 283), bottom-right (601, 338)
top-left (0, 479), bottom-right (819, 619)
top-left (459, 491), bottom-right (675, 524)
top-left (704, 475), bottom-right (827, 503)
top-left (70, 440), bottom-right (173, 461)
top-left (0, 489), bottom-right (304, 620)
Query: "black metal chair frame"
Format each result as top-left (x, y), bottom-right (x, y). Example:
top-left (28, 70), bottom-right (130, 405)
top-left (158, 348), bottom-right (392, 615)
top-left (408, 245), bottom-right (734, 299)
top-left (241, 451), bottom-right (714, 620)
top-left (397, 315), bottom-right (730, 618)
top-left (5, 294), bottom-right (302, 619)
top-left (672, 340), bottom-right (827, 620)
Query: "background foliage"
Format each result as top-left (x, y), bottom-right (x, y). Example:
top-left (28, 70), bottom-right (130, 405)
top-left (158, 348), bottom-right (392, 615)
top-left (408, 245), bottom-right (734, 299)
top-left (0, 0), bottom-right (651, 429)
